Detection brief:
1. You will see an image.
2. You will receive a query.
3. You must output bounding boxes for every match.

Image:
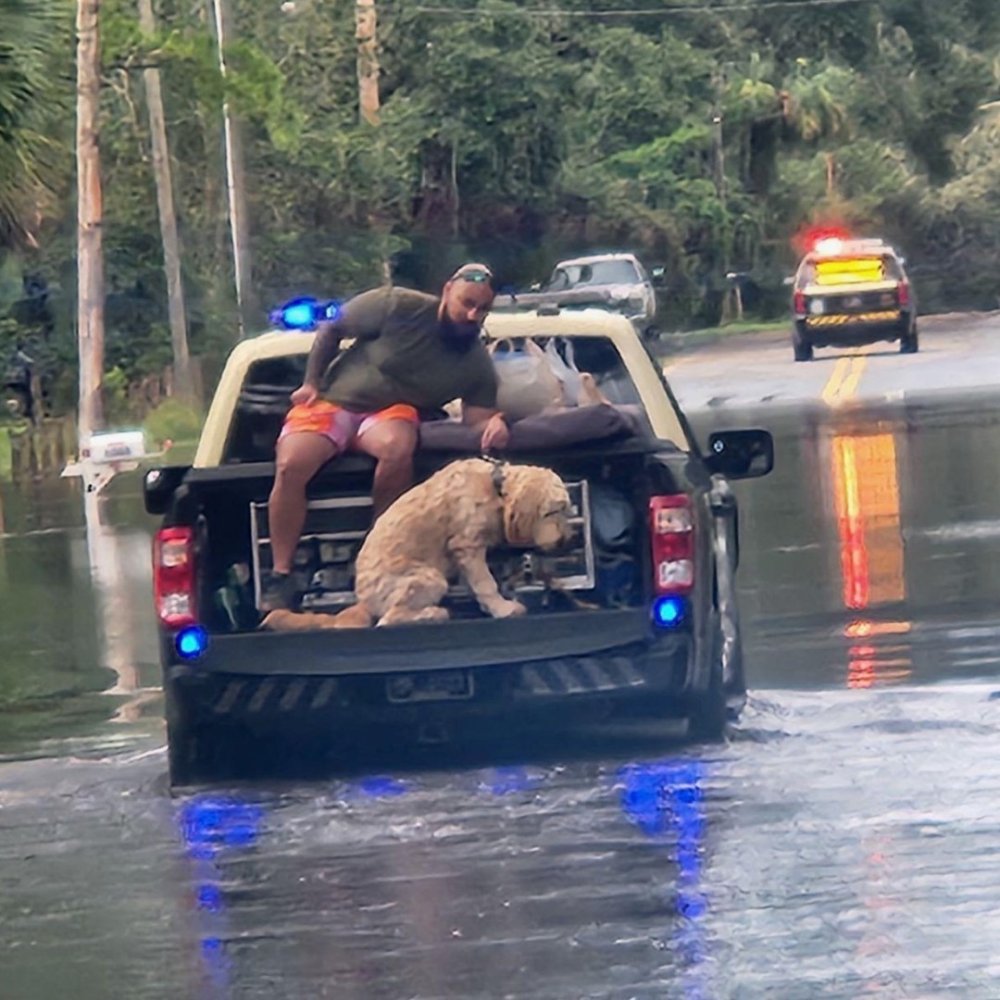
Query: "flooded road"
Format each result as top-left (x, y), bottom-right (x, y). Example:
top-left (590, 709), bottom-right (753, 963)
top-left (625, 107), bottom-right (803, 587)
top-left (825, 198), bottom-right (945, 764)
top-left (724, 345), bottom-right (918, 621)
top-left (4, 383), bottom-right (1000, 998)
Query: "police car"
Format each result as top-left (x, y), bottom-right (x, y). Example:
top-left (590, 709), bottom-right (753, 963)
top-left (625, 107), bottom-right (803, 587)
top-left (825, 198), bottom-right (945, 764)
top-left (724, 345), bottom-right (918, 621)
top-left (790, 237), bottom-right (918, 361)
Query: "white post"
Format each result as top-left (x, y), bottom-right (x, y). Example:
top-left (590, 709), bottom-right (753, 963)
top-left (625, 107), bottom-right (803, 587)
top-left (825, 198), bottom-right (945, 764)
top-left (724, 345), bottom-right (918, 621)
top-left (76, 0), bottom-right (106, 439)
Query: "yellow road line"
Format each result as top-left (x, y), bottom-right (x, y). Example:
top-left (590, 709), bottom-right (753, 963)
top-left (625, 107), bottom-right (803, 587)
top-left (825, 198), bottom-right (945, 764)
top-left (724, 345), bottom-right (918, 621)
top-left (837, 352), bottom-right (869, 400)
top-left (821, 346), bottom-right (875, 405)
top-left (821, 356), bottom-right (853, 405)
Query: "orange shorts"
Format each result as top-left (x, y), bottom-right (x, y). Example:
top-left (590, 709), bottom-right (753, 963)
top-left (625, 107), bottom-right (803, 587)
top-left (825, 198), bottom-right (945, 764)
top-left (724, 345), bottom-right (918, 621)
top-left (279, 400), bottom-right (419, 451)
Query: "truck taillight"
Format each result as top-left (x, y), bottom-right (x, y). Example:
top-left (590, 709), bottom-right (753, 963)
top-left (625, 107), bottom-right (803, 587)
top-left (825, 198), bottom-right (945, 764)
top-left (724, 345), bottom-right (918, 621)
top-left (793, 290), bottom-right (806, 314)
top-left (154, 526), bottom-right (197, 627)
top-left (897, 281), bottom-right (910, 307)
top-left (649, 495), bottom-right (694, 595)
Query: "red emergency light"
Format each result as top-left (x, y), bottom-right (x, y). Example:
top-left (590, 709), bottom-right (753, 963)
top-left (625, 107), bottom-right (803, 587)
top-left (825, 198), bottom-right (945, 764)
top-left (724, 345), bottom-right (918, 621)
top-left (794, 224), bottom-right (853, 257)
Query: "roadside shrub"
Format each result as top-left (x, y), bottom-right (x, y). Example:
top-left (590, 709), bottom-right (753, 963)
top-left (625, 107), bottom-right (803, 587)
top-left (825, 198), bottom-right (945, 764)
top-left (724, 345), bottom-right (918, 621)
top-left (144, 398), bottom-right (203, 448)
top-left (102, 366), bottom-right (131, 424)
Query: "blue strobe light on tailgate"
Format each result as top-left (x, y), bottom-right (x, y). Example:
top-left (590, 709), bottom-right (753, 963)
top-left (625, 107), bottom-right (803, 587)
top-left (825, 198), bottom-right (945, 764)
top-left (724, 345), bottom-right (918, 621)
top-left (176, 625), bottom-right (210, 660)
top-left (652, 596), bottom-right (686, 628)
top-left (270, 297), bottom-right (341, 331)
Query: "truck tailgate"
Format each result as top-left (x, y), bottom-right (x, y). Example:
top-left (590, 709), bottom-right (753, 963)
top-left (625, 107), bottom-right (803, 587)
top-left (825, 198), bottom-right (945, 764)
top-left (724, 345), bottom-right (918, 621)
top-left (189, 609), bottom-right (654, 676)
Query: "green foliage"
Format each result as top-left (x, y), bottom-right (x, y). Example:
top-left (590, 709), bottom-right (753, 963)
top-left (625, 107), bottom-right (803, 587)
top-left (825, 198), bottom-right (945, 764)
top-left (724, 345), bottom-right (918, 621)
top-left (3, 0), bottom-right (1000, 400)
top-left (102, 365), bottom-right (131, 425)
top-left (143, 397), bottom-right (204, 447)
top-left (0, 0), bottom-right (72, 246)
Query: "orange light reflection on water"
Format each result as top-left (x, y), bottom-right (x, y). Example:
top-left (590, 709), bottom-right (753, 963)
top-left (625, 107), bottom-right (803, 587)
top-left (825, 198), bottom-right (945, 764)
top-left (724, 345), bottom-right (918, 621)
top-left (829, 432), bottom-right (912, 687)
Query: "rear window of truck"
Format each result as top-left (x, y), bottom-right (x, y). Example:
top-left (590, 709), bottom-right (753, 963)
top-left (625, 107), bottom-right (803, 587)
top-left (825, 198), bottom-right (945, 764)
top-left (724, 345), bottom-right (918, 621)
top-left (221, 335), bottom-right (651, 464)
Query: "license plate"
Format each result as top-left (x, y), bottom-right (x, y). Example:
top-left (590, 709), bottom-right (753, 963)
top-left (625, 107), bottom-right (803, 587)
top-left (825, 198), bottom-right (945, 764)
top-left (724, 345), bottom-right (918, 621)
top-left (386, 670), bottom-right (474, 703)
top-left (843, 295), bottom-right (862, 308)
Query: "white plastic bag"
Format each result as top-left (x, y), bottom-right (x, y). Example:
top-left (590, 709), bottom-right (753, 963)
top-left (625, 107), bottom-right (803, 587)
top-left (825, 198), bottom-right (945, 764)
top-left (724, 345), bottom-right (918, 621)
top-left (490, 340), bottom-right (564, 421)
top-left (544, 338), bottom-right (584, 407)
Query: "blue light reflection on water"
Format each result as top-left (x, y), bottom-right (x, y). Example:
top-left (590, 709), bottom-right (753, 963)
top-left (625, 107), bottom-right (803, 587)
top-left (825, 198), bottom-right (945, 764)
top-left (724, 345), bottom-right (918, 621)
top-left (176, 795), bottom-right (266, 989)
top-left (173, 765), bottom-right (710, 994)
top-left (477, 766), bottom-right (542, 796)
top-left (617, 759), bottom-right (710, 997)
top-left (347, 775), bottom-right (411, 799)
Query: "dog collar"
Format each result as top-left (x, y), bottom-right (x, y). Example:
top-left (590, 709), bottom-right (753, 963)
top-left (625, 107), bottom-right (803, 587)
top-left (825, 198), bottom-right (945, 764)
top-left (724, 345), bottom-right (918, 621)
top-left (484, 455), bottom-right (506, 497)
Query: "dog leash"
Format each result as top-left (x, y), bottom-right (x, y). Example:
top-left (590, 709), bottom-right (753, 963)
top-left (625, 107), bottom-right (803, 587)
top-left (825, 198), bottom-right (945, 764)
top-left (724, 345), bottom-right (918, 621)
top-left (481, 453), bottom-right (507, 497)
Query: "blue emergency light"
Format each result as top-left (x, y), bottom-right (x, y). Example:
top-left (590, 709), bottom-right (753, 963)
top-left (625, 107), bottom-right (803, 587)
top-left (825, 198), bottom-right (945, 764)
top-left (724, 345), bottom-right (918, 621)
top-left (652, 596), bottom-right (686, 628)
top-left (176, 624), bottom-right (210, 660)
top-left (269, 297), bottom-right (341, 331)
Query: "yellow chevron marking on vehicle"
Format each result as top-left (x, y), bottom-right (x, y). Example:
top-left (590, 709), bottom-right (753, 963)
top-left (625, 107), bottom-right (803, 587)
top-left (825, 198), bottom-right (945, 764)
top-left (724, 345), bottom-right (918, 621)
top-left (806, 310), bottom-right (900, 327)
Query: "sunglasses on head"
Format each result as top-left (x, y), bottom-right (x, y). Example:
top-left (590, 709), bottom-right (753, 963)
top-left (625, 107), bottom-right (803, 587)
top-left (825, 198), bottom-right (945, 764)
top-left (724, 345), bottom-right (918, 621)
top-left (451, 267), bottom-right (494, 285)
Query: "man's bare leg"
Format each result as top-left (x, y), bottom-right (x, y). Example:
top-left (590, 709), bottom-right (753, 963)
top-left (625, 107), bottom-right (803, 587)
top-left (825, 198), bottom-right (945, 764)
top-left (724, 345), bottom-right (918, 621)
top-left (269, 432), bottom-right (338, 573)
top-left (355, 420), bottom-right (418, 519)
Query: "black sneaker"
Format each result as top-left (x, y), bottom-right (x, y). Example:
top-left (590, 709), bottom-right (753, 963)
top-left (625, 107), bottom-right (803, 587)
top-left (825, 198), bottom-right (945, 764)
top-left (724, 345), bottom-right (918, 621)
top-left (259, 571), bottom-right (299, 613)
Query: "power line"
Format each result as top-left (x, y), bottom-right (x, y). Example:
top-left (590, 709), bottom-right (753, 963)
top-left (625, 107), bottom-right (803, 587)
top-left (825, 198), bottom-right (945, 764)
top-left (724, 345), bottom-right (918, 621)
top-left (388, 0), bottom-right (878, 17)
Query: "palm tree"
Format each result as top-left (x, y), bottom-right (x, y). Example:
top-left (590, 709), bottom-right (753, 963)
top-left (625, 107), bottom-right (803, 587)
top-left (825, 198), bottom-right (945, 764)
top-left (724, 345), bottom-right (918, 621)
top-left (783, 63), bottom-right (853, 196)
top-left (0, 0), bottom-right (68, 248)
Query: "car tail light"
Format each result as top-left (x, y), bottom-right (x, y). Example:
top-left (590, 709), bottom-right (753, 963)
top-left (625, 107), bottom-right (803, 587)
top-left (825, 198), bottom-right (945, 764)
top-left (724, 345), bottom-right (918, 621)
top-left (154, 526), bottom-right (197, 627)
top-left (649, 495), bottom-right (694, 595)
top-left (897, 281), bottom-right (910, 307)
top-left (793, 290), bottom-right (806, 314)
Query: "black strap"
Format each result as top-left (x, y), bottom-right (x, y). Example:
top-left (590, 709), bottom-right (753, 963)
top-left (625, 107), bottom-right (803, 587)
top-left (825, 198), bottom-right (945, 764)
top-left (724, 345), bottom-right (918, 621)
top-left (482, 455), bottom-right (506, 497)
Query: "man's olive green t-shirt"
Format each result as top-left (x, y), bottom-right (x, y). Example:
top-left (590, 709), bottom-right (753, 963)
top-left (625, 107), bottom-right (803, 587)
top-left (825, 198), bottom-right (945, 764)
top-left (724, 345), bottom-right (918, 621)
top-left (320, 287), bottom-right (498, 413)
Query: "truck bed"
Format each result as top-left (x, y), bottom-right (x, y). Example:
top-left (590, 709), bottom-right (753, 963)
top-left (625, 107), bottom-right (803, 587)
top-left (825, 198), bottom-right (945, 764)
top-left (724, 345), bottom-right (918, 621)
top-left (159, 441), bottom-right (685, 636)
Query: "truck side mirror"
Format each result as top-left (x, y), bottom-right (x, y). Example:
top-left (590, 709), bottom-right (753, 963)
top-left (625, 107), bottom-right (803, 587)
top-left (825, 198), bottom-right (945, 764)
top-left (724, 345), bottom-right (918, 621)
top-left (705, 428), bottom-right (774, 479)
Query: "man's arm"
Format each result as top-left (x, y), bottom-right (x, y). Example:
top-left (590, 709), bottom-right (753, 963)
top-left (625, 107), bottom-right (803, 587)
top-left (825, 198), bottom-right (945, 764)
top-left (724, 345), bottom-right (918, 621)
top-left (303, 321), bottom-right (342, 389)
top-left (289, 321), bottom-right (341, 405)
top-left (464, 404), bottom-right (509, 451)
top-left (462, 404), bottom-right (497, 428)
top-left (293, 288), bottom-right (391, 404)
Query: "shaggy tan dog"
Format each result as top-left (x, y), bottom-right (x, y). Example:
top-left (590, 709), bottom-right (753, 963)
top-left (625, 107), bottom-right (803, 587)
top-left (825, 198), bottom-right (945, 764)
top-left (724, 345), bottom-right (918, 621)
top-left (262, 459), bottom-right (573, 630)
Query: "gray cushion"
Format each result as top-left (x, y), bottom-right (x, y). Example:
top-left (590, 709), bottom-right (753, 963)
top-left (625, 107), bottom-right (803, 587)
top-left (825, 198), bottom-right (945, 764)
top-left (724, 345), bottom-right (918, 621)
top-left (418, 403), bottom-right (647, 453)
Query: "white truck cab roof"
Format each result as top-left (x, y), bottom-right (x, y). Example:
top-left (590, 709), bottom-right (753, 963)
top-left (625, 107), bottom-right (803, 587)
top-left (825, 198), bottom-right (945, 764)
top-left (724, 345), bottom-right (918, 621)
top-left (193, 307), bottom-right (688, 468)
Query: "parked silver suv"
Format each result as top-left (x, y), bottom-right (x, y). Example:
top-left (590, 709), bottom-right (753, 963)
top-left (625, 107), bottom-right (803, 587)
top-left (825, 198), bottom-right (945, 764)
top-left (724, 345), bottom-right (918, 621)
top-left (495, 252), bottom-right (661, 338)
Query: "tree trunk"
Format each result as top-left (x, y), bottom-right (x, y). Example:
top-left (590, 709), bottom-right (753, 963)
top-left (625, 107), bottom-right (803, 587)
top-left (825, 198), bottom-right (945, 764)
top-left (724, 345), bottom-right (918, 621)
top-left (76, 0), bottom-right (105, 438)
top-left (356, 0), bottom-right (380, 126)
top-left (212, 0), bottom-right (257, 339)
top-left (138, 0), bottom-right (194, 403)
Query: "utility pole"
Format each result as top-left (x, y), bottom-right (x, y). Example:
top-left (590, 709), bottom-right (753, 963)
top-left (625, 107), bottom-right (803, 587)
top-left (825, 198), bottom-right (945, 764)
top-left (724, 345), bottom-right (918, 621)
top-left (711, 69), bottom-right (734, 322)
top-left (138, 0), bottom-right (193, 401)
top-left (710, 72), bottom-right (728, 233)
top-left (211, 0), bottom-right (257, 339)
top-left (356, 0), bottom-right (381, 125)
top-left (76, 0), bottom-right (105, 438)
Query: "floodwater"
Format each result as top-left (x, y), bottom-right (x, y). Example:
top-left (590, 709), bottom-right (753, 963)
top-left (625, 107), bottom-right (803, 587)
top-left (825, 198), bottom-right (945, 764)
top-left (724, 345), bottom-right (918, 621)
top-left (3, 395), bottom-right (1000, 998)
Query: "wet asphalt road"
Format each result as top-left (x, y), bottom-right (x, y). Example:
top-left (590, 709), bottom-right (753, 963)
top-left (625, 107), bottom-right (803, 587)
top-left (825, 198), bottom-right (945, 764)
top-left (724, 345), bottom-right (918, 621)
top-left (4, 320), bottom-right (1000, 998)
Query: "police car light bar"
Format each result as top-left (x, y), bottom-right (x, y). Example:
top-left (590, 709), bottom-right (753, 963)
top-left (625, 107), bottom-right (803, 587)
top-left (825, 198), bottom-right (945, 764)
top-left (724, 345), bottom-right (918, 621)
top-left (269, 297), bottom-right (341, 331)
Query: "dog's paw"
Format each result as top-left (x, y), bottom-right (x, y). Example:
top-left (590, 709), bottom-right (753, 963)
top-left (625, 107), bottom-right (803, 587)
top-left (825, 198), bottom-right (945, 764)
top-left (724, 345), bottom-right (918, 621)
top-left (491, 599), bottom-right (527, 619)
top-left (260, 609), bottom-right (294, 631)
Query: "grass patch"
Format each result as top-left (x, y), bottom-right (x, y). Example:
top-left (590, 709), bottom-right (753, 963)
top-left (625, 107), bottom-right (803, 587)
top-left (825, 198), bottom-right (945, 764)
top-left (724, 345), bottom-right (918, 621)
top-left (671, 318), bottom-right (788, 339)
top-left (143, 399), bottom-right (204, 450)
top-left (0, 427), bottom-right (10, 479)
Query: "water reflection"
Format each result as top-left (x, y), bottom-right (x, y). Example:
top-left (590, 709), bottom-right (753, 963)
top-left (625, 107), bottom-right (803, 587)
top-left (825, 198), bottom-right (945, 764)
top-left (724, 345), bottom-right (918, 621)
top-left (177, 795), bottom-right (265, 992)
top-left (826, 428), bottom-right (913, 688)
top-left (618, 759), bottom-right (709, 999)
top-left (83, 491), bottom-right (160, 724)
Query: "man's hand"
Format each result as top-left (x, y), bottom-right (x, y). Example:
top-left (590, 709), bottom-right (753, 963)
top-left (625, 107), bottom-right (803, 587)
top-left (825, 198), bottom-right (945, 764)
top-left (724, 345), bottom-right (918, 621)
top-left (290, 383), bottom-right (319, 407)
top-left (480, 413), bottom-right (510, 452)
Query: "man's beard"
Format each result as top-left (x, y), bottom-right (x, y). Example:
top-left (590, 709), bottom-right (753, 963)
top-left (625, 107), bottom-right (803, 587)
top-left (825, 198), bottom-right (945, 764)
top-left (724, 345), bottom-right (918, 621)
top-left (439, 314), bottom-right (481, 349)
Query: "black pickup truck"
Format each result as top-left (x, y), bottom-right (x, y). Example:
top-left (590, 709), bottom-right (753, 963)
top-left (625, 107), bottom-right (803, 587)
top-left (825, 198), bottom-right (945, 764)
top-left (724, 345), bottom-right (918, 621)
top-left (144, 308), bottom-right (773, 784)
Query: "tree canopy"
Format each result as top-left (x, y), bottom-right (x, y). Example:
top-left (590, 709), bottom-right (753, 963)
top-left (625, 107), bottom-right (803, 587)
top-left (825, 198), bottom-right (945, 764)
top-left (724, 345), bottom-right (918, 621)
top-left (2, 0), bottom-right (999, 411)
